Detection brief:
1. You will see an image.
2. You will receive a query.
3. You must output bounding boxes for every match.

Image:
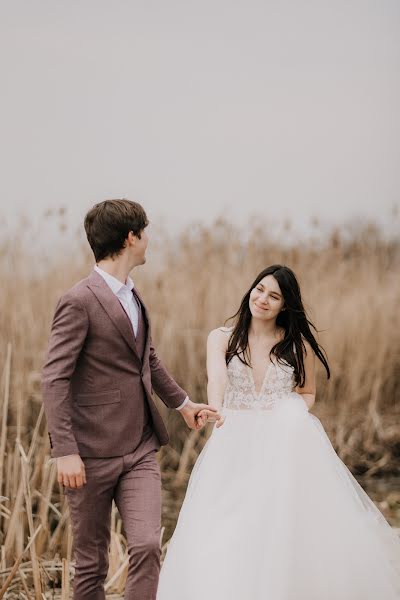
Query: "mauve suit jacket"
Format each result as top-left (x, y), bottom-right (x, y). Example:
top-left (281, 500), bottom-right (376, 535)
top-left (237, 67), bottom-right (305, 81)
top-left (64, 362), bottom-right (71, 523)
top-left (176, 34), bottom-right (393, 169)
top-left (41, 269), bottom-right (187, 458)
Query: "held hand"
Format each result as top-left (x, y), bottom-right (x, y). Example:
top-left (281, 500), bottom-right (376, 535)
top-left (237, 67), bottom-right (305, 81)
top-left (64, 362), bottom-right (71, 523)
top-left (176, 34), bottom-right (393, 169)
top-left (57, 455), bottom-right (87, 489)
top-left (196, 408), bottom-right (225, 429)
top-left (179, 400), bottom-right (220, 430)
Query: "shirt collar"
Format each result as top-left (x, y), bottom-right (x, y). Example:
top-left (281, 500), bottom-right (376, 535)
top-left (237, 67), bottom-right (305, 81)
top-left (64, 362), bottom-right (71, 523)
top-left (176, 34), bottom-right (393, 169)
top-left (94, 265), bottom-right (134, 296)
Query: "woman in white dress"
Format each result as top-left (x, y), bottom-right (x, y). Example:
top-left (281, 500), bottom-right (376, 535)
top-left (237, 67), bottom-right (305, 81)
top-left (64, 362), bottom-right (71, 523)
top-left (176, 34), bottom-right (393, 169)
top-left (157, 264), bottom-right (400, 600)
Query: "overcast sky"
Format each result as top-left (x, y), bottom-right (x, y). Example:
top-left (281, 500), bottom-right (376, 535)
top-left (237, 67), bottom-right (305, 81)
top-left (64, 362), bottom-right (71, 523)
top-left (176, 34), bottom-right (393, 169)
top-left (1, 0), bottom-right (399, 245)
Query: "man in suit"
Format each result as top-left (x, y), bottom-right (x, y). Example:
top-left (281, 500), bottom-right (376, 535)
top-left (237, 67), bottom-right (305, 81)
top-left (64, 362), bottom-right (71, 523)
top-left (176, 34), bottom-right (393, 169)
top-left (42, 199), bottom-right (221, 600)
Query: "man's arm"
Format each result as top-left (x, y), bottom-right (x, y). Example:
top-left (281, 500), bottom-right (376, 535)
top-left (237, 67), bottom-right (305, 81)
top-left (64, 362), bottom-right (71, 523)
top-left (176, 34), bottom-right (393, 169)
top-left (175, 396), bottom-right (189, 411)
top-left (149, 339), bottom-right (220, 429)
top-left (149, 339), bottom-right (188, 409)
top-left (42, 293), bottom-right (89, 457)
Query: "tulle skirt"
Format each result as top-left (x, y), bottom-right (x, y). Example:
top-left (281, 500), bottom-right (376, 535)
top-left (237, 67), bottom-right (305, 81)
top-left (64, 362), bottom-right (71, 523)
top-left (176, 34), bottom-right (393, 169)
top-left (157, 396), bottom-right (400, 599)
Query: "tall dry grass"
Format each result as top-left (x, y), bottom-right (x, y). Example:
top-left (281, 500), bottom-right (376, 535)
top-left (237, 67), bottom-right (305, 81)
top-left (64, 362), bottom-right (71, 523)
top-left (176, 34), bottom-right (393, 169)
top-left (0, 215), bottom-right (399, 596)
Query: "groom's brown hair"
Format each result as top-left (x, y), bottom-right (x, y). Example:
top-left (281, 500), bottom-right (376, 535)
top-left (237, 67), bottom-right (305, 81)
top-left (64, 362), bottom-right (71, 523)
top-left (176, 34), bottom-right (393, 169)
top-left (84, 198), bottom-right (149, 262)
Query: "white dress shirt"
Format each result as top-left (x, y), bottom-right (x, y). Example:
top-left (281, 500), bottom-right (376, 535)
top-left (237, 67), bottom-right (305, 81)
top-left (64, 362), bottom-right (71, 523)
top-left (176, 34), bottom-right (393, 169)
top-left (94, 264), bottom-right (139, 335)
top-left (94, 265), bottom-right (189, 411)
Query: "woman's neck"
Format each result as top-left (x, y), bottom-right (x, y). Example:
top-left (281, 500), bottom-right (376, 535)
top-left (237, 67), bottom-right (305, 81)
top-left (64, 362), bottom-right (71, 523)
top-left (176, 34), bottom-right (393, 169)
top-left (249, 318), bottom-right (281, 340)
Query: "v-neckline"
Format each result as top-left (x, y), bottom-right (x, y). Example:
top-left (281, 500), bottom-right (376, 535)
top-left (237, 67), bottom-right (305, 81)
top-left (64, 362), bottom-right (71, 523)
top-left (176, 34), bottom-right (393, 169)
top-left (248, 358), bottom-right (275, 398)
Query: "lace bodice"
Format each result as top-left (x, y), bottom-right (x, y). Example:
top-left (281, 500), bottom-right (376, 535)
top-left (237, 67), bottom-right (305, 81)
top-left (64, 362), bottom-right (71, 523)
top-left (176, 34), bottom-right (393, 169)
top-left (223, 353), bottom-right (298, 410)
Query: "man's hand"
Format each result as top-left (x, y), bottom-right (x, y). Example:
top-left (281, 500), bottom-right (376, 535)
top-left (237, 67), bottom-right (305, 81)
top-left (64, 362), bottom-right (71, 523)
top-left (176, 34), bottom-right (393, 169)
top-left (196, 408), bottom-right (225, 429)
top-left (57, 455), bottom-right (87, 489)
top-left (179, 400), bottom-right (220, 430)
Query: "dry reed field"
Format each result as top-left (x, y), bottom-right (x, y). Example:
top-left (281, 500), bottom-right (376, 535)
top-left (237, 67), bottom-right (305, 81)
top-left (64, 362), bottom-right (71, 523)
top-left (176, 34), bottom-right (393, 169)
top-left (0, 215), bottom-right (399, 598)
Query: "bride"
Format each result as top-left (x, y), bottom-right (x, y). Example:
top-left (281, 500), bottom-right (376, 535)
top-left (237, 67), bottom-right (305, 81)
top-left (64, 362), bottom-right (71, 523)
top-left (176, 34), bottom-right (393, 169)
top-left (157, 264), bottom-right (400, 600)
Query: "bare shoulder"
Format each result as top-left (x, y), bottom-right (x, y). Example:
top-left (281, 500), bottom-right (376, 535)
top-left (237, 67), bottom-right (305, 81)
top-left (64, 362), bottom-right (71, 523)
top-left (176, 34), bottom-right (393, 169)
top-left (301, 336), bottom-right (314, 358)
top-left (207, 326), bottom-right (232, 349)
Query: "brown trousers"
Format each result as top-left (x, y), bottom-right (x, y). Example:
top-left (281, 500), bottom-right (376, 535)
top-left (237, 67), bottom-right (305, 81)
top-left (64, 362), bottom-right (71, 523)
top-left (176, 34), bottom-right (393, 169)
top-left (65, 432), bottom-right (161, 600)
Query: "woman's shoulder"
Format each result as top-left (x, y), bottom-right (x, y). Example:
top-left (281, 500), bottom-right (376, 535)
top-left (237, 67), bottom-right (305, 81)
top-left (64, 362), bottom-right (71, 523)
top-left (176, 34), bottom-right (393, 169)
top-left (291, 334), bottom-right (312, 354)
top-left (208, 325), bottom-right (233, 337)
top-left (217, 325), bottom-right (234, 334)
top-left (207, 326), bottom-right (233, 347)
top-left (298, 335), bottom-right (314, 356)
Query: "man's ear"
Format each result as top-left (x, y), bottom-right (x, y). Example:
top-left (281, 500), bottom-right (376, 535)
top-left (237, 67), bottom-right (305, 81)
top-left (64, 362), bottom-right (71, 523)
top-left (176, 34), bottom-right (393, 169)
top-left (127, 231), bottom-right (138, 246)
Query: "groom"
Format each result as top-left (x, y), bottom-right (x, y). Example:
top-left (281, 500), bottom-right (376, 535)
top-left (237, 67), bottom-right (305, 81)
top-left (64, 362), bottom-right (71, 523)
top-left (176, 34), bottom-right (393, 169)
top-left (41, 199), bottom-right (220, 600)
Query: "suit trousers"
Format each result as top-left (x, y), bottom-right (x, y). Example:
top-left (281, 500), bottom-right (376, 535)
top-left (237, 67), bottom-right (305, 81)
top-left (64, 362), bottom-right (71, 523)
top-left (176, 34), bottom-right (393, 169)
top-left (65, 434), bottom-right (161, 600)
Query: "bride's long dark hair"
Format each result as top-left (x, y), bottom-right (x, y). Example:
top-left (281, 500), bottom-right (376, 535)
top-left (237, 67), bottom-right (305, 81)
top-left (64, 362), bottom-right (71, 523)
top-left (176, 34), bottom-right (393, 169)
top-left (225, 264), bottom-right (330, 387)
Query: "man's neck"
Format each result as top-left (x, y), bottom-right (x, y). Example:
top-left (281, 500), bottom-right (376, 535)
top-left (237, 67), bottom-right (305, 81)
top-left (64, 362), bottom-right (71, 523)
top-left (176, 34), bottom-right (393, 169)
top-left (96, 259), bottom-right (134, 285)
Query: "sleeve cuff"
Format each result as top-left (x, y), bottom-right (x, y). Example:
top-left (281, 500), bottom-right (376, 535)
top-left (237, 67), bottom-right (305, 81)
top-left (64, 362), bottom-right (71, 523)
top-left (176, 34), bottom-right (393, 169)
top-left (175, 396), bottom-right (189, 411)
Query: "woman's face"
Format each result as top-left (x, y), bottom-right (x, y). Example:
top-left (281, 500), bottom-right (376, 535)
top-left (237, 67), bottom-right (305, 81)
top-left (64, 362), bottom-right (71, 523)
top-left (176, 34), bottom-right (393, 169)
top-left (249, 275), bottom-right (285, 321)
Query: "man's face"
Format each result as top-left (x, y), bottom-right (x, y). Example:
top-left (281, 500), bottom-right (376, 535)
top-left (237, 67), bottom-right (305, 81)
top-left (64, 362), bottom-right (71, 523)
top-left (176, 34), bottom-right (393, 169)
top-left (133, 227), bottom-right (148, 265)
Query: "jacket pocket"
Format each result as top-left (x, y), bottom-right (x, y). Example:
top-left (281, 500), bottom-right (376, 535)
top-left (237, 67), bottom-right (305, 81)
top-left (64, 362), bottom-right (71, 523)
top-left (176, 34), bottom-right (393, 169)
top-left (75, 389), bottom-right (121, 406)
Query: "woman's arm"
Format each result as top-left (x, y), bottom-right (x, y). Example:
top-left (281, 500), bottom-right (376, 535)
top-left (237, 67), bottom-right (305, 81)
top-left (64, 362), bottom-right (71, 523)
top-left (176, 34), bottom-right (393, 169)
top-left (207, 329), bottom-right (229, 410)
top-left (197, 328), bottom-right (229, 428)
top-left (295, 339), bottom-right (316, 410)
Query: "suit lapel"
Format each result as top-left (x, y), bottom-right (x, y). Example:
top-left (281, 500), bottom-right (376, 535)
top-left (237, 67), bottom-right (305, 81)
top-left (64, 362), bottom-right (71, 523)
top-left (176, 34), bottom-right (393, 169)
top-left (87, 270), bottom-right (141, 361)
top-left (132, 287), bottom-right (151, 360)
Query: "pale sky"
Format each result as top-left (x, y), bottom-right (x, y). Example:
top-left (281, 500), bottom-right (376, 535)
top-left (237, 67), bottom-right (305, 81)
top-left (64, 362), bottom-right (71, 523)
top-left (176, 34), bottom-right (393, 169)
top-left (1, 0), bottom-right (399, 245)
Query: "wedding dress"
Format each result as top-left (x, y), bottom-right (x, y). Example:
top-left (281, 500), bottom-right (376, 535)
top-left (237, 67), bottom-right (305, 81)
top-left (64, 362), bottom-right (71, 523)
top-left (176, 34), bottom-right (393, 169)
top-left (157, 338), bottom-right (400, 599)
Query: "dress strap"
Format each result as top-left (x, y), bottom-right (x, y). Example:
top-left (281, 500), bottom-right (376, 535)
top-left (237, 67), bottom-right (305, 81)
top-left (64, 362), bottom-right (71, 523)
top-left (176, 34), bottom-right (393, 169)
top-left (218, 326), bottom-right (234, 335)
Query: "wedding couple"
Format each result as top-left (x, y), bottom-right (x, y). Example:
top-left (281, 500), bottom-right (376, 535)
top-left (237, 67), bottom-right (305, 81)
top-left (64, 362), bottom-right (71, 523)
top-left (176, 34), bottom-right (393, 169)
top-left (42, 198), bottom-right (400, 600)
